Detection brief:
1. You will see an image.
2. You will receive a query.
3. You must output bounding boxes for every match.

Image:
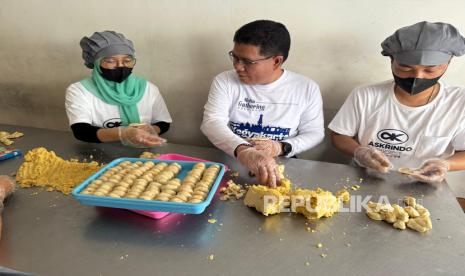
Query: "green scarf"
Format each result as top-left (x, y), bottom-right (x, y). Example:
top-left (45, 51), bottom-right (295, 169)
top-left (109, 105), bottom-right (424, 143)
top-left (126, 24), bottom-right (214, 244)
top-left (80, 59), bottom-right (147, 126)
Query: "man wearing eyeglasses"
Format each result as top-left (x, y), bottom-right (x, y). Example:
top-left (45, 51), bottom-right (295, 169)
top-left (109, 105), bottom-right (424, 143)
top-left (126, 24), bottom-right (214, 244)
top-left (201, 20), bottom-right (324, 187)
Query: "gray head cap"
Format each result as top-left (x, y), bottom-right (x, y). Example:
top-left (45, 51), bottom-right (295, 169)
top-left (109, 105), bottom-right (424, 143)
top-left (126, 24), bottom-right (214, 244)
top-left (80, 30), bottom-right (135, 69)
top-left (381, 21), bottom-right (465, 65)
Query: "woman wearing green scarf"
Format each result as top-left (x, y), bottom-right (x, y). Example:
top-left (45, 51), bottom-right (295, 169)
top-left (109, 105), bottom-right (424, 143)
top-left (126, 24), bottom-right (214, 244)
top-left (65, 31), bottom-right (172, 147)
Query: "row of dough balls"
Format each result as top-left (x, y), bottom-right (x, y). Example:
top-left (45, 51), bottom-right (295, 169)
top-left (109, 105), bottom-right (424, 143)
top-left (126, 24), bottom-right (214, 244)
top-left (171, 164), bottom-right (220, 203)
top-left (80, 161), bottom-right (220, 204)
top-left (80, 161), bottom-right (179, 196)
top-left (139, 152), bottom-right (160, 159)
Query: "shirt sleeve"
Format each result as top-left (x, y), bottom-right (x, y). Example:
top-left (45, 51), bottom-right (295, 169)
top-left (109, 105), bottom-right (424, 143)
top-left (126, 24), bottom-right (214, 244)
top-left (452, 118), bottom-right (465, 151)
top-left (70, 123), bottom-right (102, 143)
top-left (328, 87), bottom-right (362, 137)
top-left (282, 83), bottom-right (325, 156)
top-left (65, 83), bottom-right (93, 126)
top-left (149, 83), bottom-right (173, 124)
top-left (153, 122), bottom-right (170, 135)
top-left (201, 74), bottom-right (248, 157)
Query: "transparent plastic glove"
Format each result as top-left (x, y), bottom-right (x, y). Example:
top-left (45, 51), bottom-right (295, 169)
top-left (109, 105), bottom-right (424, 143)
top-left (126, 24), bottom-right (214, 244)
top-left (354, 146), bottom-right (393, 173)
top-left (409, 159), bottom-right (449, 183)
top-left (237, 147), bottom-right (281, 188)
top-left (249, 139), bottom-right (282, 157)
top-left (0, 175), bottom-right (16, 213)
top-left (118, 125), bottom-right (166, 148)
top-left (130, 123), bottom-right (168, 145)
top-left (129, 123), bottom-right (155, 134)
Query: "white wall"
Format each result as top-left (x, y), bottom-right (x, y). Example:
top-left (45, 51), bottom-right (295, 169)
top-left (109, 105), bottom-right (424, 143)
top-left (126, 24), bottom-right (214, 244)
top-left (1, 0), bottom-right (465, 167)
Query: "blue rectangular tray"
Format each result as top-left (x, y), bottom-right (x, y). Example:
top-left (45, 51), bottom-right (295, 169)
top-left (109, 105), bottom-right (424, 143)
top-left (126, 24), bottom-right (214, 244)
top-left (72, 157), bottom-right (226, 214)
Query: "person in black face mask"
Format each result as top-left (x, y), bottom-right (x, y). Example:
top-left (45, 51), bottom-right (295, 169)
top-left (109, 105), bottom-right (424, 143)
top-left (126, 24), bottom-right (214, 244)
top-left (329, 21), bottom-right (465, 189)
top-left (99, 57), bottom-right (135, 83)
top-left (65, 31), bottom-right (172, 148)
top-left (390, 58), bottom-right (448, 105)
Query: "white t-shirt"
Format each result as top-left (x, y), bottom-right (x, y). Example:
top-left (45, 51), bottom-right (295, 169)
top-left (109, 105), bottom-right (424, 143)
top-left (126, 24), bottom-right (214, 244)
top-left (328, 80), bottom-right (465, 169)
top-left (201, 69), bottom-right (325, 157)
top-left (65, 81), bottom-right (172, 128)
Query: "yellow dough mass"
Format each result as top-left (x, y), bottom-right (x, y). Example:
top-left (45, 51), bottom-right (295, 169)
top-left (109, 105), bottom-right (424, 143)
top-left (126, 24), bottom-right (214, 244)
top-left (244, 177), bottom-right (349, 219)
top-left (16, 147), bottom-right (101, 194)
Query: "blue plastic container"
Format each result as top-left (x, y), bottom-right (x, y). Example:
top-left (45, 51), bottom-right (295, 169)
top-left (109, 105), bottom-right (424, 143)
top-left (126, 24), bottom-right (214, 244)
top-left (72, 158), bottom-right (226, 214)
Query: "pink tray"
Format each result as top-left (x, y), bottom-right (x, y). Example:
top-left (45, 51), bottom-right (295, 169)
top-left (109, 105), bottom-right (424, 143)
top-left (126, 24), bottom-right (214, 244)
top-left (130, 153), bottom-right (228, 219)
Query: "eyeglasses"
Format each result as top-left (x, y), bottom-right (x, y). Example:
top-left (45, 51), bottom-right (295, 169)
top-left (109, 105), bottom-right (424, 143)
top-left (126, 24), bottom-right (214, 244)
top-left (101, 56), bottom-right (137, 69)
top-left (228, 51), bottom-right (273, 66)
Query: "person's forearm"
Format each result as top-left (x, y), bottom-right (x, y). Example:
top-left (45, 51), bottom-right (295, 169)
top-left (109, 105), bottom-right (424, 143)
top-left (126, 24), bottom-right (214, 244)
top-left (96, 128), bottom-right (120, 142)
top-left (446, 151), bottom-right (465, 171)
top-left (331, 132), bottom-right (361, 157)
top-left (283, 129), bottom-right (324, 156)
top-left (70, 123), bottom-right (102, 143)
top-left (235, 144), bottom-right (252, 157)
top-left (152, 125), bottom-right (161, 134)
top-left (201, 119), bottom-right (248, 157)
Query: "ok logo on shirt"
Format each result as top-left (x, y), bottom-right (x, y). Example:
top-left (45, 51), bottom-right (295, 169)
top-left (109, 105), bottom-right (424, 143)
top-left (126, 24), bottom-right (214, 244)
top-left (103, 118), bottom-right (122, 128)
top-left (377, 129), bottom-right (409, 145)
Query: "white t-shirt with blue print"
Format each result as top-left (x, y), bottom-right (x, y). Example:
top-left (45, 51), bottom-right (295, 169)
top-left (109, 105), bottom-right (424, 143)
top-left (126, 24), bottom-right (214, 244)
top-left (201, 69), bottom-right (325, 157)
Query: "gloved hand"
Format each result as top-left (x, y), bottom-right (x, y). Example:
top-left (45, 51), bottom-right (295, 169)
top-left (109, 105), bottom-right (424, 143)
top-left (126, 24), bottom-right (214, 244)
top-left (237, 147), bottom-right (281, 188)
top-left (0, 175), bottom-right (16, 213)
top-left (409, 159), bottom-right (449, 183)
top-left (354, 146), bottom-right (393, 173)
top-left (249, 138), bottom-right (282, 157)
top-left (118, 125), bottom-right (166, 148)
top-left (129, 123), bottom-right (156, 134)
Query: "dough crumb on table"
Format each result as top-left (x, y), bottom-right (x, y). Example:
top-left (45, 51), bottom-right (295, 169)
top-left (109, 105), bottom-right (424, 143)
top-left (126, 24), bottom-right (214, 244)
top-left (0, 130), bottom-right (24, 146)
top-left (219, 180), bottom-right (246, 200)
top-left (229, 170), bottom-right (239, 178)
top-left (350, 185), bottom-right (361, 191)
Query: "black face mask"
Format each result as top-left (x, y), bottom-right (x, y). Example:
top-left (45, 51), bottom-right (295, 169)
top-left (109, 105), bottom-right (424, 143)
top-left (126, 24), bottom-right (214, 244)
top-left (100, 66), bottom-right (133, 83)
top-left (393, 74), bottom-right (442, 95)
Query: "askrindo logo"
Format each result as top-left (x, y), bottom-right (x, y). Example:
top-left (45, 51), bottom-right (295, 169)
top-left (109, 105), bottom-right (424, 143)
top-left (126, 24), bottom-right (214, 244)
top-left (377, 129), bottom-right (409, 145)
top-left (103, 118), bottom-right (122, 128)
